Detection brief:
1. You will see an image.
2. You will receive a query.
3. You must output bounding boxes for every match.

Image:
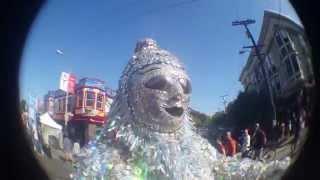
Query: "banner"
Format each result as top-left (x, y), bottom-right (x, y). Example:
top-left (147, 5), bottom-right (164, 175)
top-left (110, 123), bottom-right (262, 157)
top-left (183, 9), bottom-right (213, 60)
top-left (59, 72), bottom-right (76, 94)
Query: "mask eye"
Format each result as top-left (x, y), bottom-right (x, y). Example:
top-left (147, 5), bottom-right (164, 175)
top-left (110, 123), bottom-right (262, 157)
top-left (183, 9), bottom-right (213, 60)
top-left (144, 76), bottom-right (168, 90)
top-left (179, 78), bottom-right (192, 94)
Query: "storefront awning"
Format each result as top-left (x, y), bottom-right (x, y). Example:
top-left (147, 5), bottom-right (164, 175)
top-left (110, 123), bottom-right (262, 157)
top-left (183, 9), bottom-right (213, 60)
top-left (40, 113), bottom-right (62, 130)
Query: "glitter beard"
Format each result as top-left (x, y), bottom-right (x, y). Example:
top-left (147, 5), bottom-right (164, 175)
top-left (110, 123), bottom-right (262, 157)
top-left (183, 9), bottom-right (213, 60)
top-left (72, 38), bottom-right (291, 180)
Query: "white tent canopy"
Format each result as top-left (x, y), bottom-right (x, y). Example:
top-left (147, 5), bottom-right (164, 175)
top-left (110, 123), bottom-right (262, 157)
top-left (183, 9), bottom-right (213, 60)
top-left (40, 113), bottom-right (62, 130)
top-left (40, 112), bottom-right (63, 148)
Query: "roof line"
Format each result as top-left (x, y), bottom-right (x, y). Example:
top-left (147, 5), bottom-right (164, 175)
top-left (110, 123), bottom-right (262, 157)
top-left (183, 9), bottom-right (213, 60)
top-left (239, 9), bottom-right (304, 82)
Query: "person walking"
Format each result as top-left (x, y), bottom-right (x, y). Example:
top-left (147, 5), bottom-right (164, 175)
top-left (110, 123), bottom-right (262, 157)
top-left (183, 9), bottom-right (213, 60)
top-left (288, 120), bottom-right (292, 137)
top-left (73, 139), bottom-right (81, 155)
top-left (292, 112), bottom-right (298, 136)
top-left (296, 108), bottom-right (306, 147)
top-left (251, 123), bottom-right (267, 161)
top-left (299, 109), bottom-right (306, 129)
top-left (293, 112), bottom-right (301, 148)
top-left (225, 131), bottom-right (237, 157)
top-left (271, 119), bottom-right (279, 144)
top-left (240, 129), bottom-right (251, 157)
top-left (279, 122), bottom-right (286, 143)
top-left (32, 119), bottom-right (41, 154)
top-left (216, 137), bottom-right (226, 157)
top-left (63, 133), bottom-right (74, 163)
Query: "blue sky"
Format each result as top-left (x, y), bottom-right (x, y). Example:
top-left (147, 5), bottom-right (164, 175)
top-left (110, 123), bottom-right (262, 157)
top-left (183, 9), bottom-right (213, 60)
top-left (20, 0), bottom-right (301, 115)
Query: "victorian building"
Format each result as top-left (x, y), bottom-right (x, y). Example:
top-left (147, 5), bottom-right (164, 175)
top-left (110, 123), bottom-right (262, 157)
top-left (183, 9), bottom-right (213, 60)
top-left (239, 10), bottom-right (314, 119)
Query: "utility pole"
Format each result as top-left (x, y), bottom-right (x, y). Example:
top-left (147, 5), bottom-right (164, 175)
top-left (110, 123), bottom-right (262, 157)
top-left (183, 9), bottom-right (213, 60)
top-left (232, 19), bottom-right (277, 121)
top-left (220, 94), bottom-right (228, 113)
top-left (64, 91), bottom-right (69, 126)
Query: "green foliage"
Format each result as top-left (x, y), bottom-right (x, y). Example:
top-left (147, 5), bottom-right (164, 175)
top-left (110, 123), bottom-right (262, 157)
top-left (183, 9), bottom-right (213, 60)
top-left (209, 90), bottom-right (273, 134)
top-left (189, 108), bottom-right (211, 127)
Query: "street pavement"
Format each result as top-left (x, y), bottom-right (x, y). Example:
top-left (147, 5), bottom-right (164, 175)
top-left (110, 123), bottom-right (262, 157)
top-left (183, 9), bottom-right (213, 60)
top-left (264, 128), bottom-right (309, 163)
top-left (35, 150), bottom-right (73, 180)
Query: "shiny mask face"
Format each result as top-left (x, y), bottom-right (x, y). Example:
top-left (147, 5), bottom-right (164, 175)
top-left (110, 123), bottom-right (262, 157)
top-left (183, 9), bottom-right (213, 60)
top-left (127, 64), bottom-right (191, 133)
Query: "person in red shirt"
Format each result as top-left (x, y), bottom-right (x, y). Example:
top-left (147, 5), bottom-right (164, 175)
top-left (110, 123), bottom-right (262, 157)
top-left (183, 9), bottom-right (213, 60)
top-left (225, 131), bottom-right (237, 157)
top-left (216, 137), bottom-right (226, 157)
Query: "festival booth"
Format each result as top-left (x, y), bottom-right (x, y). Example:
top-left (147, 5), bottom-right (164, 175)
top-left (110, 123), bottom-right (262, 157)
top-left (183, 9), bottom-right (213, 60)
top-left (40, 112), bottom-right (63, 149)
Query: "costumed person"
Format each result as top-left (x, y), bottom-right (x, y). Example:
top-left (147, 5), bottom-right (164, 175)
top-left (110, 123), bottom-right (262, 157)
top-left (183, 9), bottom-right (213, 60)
top-left (73, 38), bottom-right (291, 180)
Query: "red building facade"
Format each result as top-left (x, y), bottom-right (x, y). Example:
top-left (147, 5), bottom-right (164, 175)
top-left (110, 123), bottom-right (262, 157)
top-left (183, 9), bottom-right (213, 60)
top-left (50, 77), bottom-right (109, 146)
top-left (73, 78), bottom-right (106, 124)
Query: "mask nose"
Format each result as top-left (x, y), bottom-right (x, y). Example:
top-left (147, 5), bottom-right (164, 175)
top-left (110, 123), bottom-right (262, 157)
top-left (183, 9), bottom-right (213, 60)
top-left (166, 78), bottom-right (187, 105)
top-left (170, 94), bottom-right (182, 102)
top-left (173, 94), bottom-right (182, 101)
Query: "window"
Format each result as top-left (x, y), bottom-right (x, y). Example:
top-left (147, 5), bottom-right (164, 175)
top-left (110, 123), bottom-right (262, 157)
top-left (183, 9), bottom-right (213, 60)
top-left (282, 32), bottom-right (290, 44)
top-left (264, 55), bottom-right (271, 77)
top-left (275, 30), bottom-right (295, 60)
top-left (280, 47), bottom-right (288, 59)
top-left (275, 76), bottom-right (281, 91)
top-left (59, 99), bottom-right (64, 112)
top-left (54, 100), bottom-right (59, 113)
top-left (255, 69), bottom-right (260, 82)
top-left (271, 75), bottom-right (281, 95)
top-left (275, 33), bottom-right (283, 47)
top-left (86, 91), bottom-right (95, 107)
top-left (96, 93), bottom-right (104, 110)
top-left (287, 42), bottom-right (294, 52)
top-left (275, 30), bottom-right (301, 80)
top-left (285, 59), bottom-right (293, 77)
top-left (57, 99), bottom-right (60, 112)
top-left (67, 96), bottom-right (73, 112)
top-left (291, 55), bottom-right (300, 72)
top-left (77, 91), bottom-right (83, 107)
top-left (284, 54), bottom-right (301, 80)
top-left (299, 34), bottom-right (308, 54)
top-left (63, 98), bottom-right (66, 112)
top-left (271, 80), bottom-right (277, 95)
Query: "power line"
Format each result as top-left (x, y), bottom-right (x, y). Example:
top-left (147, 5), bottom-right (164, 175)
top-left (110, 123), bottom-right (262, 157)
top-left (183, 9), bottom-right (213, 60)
top-left (135, 0), bottom-right (200, 18)
top-left (232, 19), bottom-right (277, 121)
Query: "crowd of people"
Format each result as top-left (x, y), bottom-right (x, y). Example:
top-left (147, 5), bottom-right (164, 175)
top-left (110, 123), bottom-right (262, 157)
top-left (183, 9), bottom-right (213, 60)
top-left (215, 123), bottom-right (267, 161)
top-left (214, 88), bottom-right (312, 161)
top-left (214, 109), bottom-right (309, 161)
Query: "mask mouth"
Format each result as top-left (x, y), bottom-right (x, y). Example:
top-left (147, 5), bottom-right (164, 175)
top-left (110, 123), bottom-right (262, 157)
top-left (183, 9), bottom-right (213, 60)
top-left (165, 106), bottom-right (184, 117)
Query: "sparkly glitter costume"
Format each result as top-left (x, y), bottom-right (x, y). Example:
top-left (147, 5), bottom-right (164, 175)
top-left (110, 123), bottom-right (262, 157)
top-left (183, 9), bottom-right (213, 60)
top-left (73, 39), bottom-right (290, 180)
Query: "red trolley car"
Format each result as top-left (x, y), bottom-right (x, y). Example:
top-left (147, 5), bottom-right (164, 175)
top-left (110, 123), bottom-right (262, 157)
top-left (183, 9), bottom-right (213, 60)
top-left (73, 78), bottom-right (106, 124)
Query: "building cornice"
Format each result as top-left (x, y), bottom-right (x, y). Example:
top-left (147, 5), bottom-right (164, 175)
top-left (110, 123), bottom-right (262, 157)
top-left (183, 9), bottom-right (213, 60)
top-left (239, 10), bottom-right (304, 84)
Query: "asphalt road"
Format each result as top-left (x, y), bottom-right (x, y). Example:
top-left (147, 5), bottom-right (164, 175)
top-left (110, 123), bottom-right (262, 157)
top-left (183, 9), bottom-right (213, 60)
top-left (35, 151), bottom-right (73, 180)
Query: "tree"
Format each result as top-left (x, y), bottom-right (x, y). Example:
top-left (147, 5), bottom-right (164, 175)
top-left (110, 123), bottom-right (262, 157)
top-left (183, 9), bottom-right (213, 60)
top-left (227, 90), bottom-right (273, 132)
top-left (208, 90), bottom-right (273, 138)
top-left (189, 108), bottom-right (211, 127)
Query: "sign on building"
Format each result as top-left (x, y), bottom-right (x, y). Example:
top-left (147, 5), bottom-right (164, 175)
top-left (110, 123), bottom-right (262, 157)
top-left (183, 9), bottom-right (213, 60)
top-left (59, 72), bottom-right (76, 94)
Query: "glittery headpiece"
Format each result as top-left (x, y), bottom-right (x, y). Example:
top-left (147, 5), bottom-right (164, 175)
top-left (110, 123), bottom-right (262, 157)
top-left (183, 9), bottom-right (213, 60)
top-left (121, 38), bottom-right (185, 83)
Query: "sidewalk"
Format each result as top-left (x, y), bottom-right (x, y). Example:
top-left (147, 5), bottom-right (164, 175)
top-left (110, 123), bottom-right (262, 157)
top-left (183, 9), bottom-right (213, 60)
top-left (34, 146), bottom-right (74, 180)
top-left (35, 152), bottom-right (73, 180)
top-left (264, 128), bottom-right (309, 162)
